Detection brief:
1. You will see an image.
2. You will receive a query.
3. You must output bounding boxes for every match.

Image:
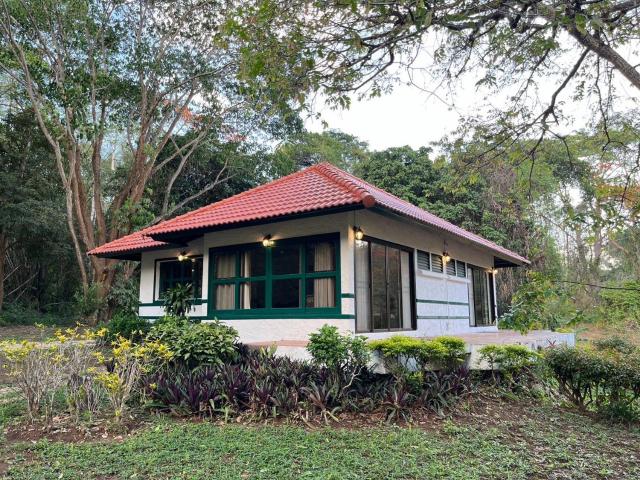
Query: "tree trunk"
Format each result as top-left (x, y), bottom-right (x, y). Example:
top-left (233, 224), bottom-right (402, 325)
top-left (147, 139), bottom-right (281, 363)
top-left (0, 231), bottom-right (7, 312)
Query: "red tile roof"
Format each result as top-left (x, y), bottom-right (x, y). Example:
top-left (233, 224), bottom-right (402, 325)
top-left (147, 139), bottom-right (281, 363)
top-left (88, 226), bottom-right (168, 258)
top-left (89, 163), bottom-right (529, 265)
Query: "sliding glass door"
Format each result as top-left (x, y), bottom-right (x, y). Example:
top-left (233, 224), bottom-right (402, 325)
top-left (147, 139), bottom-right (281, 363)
top-left (356, 238), bottom-right (414, 332)
top-left (470, 265), bottom-right (496, 326)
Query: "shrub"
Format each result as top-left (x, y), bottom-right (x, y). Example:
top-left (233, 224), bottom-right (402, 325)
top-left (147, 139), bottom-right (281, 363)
top-left (146, 318), bottom-right (239, 368)
top-left (368, 336), bottom-right (467, 376)
top-left (0, 327), bottom-right (105, 421)
top-left (544, 343), bottom-right (640, 420)
top-left (420, 366), bottom-right (472, 416)
top-left (307, 325), bottom-right (369, 372)
top-left (593, 336), bottom-right (636, 355)
top-left (96, 336), bottom-right (173, 420)
top-left (103, 311), bottom-right (150, 344)
top-left (163, 283), bottom-right (194, 318)
top-left (479, 344), bottom-right (538, 372)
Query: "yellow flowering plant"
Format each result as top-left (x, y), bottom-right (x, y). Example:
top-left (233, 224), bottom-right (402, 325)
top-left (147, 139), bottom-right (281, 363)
top-left (96, 335), bottom-right (173, 420)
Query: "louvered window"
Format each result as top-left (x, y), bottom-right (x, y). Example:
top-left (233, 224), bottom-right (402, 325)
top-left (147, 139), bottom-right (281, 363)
top-left (417, 250), bottom-right (430, 270)
top-left (430, 253), bottom-right (443, 273)
top-left (456, 260), bottom-right (467, 278)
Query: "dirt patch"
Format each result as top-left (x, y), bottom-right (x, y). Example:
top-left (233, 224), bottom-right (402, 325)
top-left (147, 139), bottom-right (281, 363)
top-left (3, 414), bottom-right (147, 445)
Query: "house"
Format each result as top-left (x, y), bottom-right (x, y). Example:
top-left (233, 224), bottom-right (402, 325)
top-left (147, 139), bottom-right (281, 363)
top-left (89, 163), bottom-right (572, 352)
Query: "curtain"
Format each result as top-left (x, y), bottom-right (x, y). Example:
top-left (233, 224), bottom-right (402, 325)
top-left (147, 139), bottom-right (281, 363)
top-left (355, 240), bottom-right (370, 332)
top-left (216, 253), bottom-right (235, 278)
top-left (216, 284), bottom-right (234, 309)
top-left (313, 242), bottom-right (335, 307)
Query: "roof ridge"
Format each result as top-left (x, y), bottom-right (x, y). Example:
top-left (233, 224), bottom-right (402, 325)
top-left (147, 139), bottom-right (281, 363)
top-left (312, 163), bottom-right (376, 208)
top-left (146, 166), bottom-right (316, 235)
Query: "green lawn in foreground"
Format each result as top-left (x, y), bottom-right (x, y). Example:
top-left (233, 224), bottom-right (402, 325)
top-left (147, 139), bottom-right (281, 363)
top-left (2, 402), bottom-right (639, 480)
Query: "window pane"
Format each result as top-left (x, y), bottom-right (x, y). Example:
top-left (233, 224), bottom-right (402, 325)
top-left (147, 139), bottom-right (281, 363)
top-left (190, 258), bottom-right (203, 297)
top-left (400, 251), bottom-right (412, 329)
top-left (386, 247), bottom-right (401, 329)
top-left (215, 253), bottom-right (236, 278)
top-left (371, 243), bottom-right (387, 330)
top-left (215, 284), bottom-right (235, 310)
top-left (241, 249), bottom-right (265, 277)
top-left (306, 278), bottom-right (335, 308)
top-left (355, 240), bottom-right (370, 332)
top-left (240, 281), bottom-right (265, 309)
top-left (272, 245), bottom-right (300, 275)
top-left (306, 241), bottom-right (335, 272)
top-left (272, 279), bottom-right (300, 308)
top-left (159, 259), bottom-right (203, 297)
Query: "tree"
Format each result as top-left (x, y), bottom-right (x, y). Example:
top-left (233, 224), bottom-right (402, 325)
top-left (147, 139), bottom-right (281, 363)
top-left (270, 130), bottom-right (369, 176)
top-left (229, 1), bottom-right (640, 202)
top-left (0, 109), bottom-right (78, 312)
top-left (0, 0), bottom-right (299, 319)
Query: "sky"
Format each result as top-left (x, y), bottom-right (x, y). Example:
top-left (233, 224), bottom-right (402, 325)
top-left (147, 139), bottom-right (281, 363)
top-left (304, 42), bottom-right (638, 152)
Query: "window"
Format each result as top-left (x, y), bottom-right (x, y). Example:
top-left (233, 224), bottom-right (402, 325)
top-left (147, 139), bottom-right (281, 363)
top-left (456, 260), bottom-right (467, 278)
top-left (430, 253), bottom-right (443, 273)
top-left (446, 258), bottom-right (456, 276)
top-left (209, 235), bottom-right (339, 316)
top-left (355, 238), bottom-right (414, 332)
top-left (417, 250), bottom-right (467, 278)
top-left (157, 257), bottom-right (203, 299)
top-left (417, 250), bottom-right (430, 270)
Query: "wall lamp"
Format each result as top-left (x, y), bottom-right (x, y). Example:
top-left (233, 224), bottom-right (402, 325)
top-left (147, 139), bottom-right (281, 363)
top-left (442, 251), bottom-right (451, 263)
top-left (262, 235), bottom-right (275, 247)
top-left (353, 226), bottom-right (365, 241)
top-left (177, 251), bottom-right (189, 262)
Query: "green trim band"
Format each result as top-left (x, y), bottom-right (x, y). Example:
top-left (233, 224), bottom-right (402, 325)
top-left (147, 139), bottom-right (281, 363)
top-left (140, 314), bottom-right (356, 321)
top-left (140, 298), bottom-right (206, 307)
top-left (416, 299), bottom-right (469, 306)
top-left (417, 315), bottom-right (470, 320)
top-left (340, 293), bottom-right (355, 299)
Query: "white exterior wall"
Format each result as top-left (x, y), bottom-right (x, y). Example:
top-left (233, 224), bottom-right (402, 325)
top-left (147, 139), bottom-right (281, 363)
top-left (138, 208), bottom-right (503, 343)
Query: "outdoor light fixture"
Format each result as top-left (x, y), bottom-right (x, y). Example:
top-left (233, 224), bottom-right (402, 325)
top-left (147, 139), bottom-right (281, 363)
top-left (177, 251), bottom-right (189, 262)
top-left (262, 235), bottom-right (275, 247)
top-left (442, 251), bottom-right (451, 263)
top-left (354, 226), bottom-right (364, 241)
top-left (492, 268), bottom-right (498, 275)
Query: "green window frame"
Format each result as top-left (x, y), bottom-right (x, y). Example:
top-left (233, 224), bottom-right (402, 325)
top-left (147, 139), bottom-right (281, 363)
top-left (208, 233), bottom-right (341, 319)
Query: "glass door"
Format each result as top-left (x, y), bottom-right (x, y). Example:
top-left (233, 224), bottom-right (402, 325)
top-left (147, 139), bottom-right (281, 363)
top-left (356, 238), bottom-right (414, 332)
top-left (470, 266), bottom-right (495, 326)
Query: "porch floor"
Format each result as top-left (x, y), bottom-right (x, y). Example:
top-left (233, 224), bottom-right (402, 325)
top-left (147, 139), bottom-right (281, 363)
top-left (246, 329), bottom-right (574, 349)
top-left (246, 329), bottom-right (575, 363)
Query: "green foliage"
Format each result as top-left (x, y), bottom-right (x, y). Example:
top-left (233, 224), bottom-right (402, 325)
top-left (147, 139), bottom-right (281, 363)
top-left (163, 283), bottom-right (194, 318)
top-left (478, 344), bottom-right (539, 373)
top-left (106, 271), bottom-right (140, 315)
top-left (270, 130), bottom-right (368, 176)
top-left (500, 272), bottom-right (581, 333)
top-left (103, 311), bottom-right (150, 344)
top-left (593, 336), bottom-right (637, 355)
top-left (599, 282), bottom-right (640, 324)
top-left (307, 325), bottom-right (369, 371)
top-left (0, 304), bottom-right (73, 327)
top-left (368, 336), bottom-right (467, 375)
top-left (544, 343), bottom-right (640, 421)
top-left (146, 317), bottom-right (239, 368)
top-left (72, 284), bottom-right (105, 321)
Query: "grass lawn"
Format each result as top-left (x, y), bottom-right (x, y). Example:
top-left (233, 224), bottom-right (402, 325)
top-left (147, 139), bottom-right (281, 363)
top-left (1, 398), bottom-right (639, 480)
